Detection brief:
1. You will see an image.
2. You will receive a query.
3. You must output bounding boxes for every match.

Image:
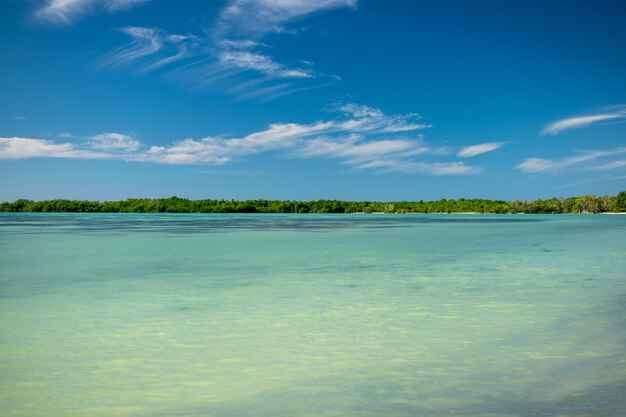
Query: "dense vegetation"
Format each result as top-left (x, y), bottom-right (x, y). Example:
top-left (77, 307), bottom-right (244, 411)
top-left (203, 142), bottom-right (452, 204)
top-left (1, 192), bottom-right (625, 214)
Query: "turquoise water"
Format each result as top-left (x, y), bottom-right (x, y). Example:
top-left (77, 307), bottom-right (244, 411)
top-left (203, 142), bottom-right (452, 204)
top-left (0, 213), bottom-right (625, 417)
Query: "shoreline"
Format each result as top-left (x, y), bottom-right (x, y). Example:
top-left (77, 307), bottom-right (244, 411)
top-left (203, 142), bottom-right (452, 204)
top-left (2, 193), bottom-right (624, 215)
top-left (2, 211), bottom-right (626, 215)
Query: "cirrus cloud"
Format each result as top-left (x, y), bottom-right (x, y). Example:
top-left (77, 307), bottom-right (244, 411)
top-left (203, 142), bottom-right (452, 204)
top-left (97, 1), bottom-right (357, 100)
top-left (0, 137), bottom-right (110, 160)
top-left (0, 104), bottom-right (479, 176)
top-left (213, 0), bottom-right (357, 38)
top-left (34, 0), bottom-right (150, 25)
top-left (89, 132), bottom-right (141, 151)
top-left (458, 142), bottom-right (504, 157)
top-left (516, 147), bottom-right (626, 173)
top-left (542, 106), bottom-right (626, 135)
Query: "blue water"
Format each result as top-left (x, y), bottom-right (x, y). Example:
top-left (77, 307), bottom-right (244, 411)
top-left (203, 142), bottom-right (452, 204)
top-left (1, 213), bottom-right (625, 416)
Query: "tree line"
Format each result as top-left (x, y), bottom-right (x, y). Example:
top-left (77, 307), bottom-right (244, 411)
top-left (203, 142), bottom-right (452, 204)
top-left (1, 192), bottom-right (625, 214)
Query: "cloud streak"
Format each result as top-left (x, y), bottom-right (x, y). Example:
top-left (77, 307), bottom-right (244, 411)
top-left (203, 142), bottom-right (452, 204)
top-left (516, 147), bottom-right (626, 173)
top-left (589, 159), bottom-right (626, 171)
top-left (98, 27), bottom-right (164, 68)
top-left (98, 25), bottom-right (336, 99)
top-left (213, 0), bottom-right (357, 38)
top-left (35, 0), bottom-right (149, 25)
top-left (0, 104), bottom-right (479, 175)
top-left (458, 142), bottom-right (504, 157)
top-left (542, 106), bottom-right (626, 135)
top-left (0, 137), bottom-right (110, 160)
top-left (89, 132), bottom-right (140, 151)
top-left (97, 1), bottom-right (356, 100)
top-left (207, 0), bottom-right (356, 96)
top-left (217, 50), bottom-right (313, 79)
top-left (354, 159), bottom-right (479, 175)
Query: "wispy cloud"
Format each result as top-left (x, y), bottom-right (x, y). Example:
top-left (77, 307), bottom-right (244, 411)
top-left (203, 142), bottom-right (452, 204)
top-left (98, 25), bottom-right (334, 99)
top-left (458, 142), bottom-right (504, 157)
top-left (13, 115), bottom-right (27, 121)
top-left (542, 106), bottom-right (626, 135)
top-left (334, 103), bottom-right (431, 132)
top-left (97, 27), bottom-right (201, 73)
top-left (213, 0), bottom-right (357, 38)
top-left (217, 50), bottom-right (313, 79)
top-left (516, 147), bottom-right (626, 173)
top-left (354, 159), bottom-right (479, 175)
top-left (298, 134), bottom-right (420, 161)
top-left (196, 169), bottom-right (263, 177)
top-left (208, 0), bottom-right (355, 97)
top-left (136, 104), bottom-right (431, 167)
top-left (98, 27), bottom-right (163, 68)
top-left (0, 137), bottom-right (110, 160)
top-left (295, 134), bottom-right (477, 174)
top-left (89, 132), bottom-right (140, 151)
top-left (98, 0), bottom-right (355, 100)
top-left (0, 132), bottom-right (140, 161)
top-left (589, 159), bottom-right (626, 171)
top-left (34, 0), bottom-right (149, 25)
top-left (0, 104), bottom-right (478, 175)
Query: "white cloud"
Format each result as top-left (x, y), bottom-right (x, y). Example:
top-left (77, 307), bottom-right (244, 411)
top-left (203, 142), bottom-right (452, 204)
top-left (0, 137), bottom-right (109, 160)
top-left (0, 104), bottom-right (478, 175)
top-left (214, 0), bottom-right (357, 38)
top-left (516, 158), bottom-right (551, 173)
top-left (331, 103), bottom-right (432, 133)
top-left (516, 147), bottom-right (626, 173)
top-left (218, 39), bottom-right (263, 50)
top-left (98, 25), bottom-right (326, 99)
top-left (98, 27), bottom-right (166, 68)
top-left (354, 159), bottom-right (480, 175)
top-left (542, 106), bottom-right (626, 135)
top-left (218, 50), bottom-right (313, 78)
top-left (115, 30), bottom-right (200, 72)
top-left (136, 104), bottom-right (431, 166)
top-left (136, 138), bottom-right (232, 165)
top-left (135, 119), bottom-right (346, 165)
top-left (131, 121), bottom-right (331, 165)
top-left (89, 132), bottom-right (140, 151)
top-left (35, 0), bottom-right (149, 25)
top-left (13, 116), bottom-right (27, 121)
top-left (295, 133), bottom-right (430, 169)
top-left (337, 103), bottom-right (383, 119)
top-left (589, 159), bottom-right (626, 171)
top-left (458, 142), bottom-right (504, 157)
top-left (97, 0), bottom-right (355, 100)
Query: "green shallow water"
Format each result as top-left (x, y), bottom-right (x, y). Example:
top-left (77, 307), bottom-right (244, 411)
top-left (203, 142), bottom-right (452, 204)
top-left (0, 213), bottom-right (625, 417)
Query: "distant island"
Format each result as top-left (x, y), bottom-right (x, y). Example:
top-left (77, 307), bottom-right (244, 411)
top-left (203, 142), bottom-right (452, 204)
top-left (1, 192), bottom-right (625, 214)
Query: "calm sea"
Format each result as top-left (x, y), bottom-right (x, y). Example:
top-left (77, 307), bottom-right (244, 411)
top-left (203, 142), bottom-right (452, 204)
top-left (1, 213), bottom-right (625, 417)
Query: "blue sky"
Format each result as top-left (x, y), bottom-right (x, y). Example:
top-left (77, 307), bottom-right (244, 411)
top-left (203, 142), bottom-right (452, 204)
top-left (1, 0), bottom-right (625, 201)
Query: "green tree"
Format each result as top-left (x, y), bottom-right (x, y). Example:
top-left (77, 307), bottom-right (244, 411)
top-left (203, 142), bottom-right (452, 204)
top-left (615, 191), bottom-right (626, 212)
